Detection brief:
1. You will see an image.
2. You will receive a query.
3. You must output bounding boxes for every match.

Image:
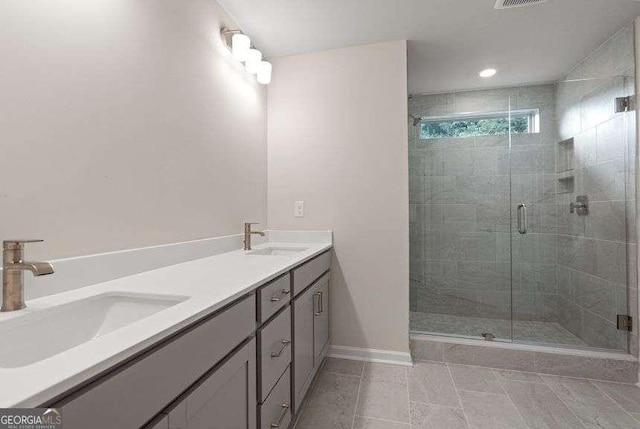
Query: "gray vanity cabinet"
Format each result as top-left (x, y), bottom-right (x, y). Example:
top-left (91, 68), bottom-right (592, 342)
top-left (50, 249), bottom-right (331, 429)
top-left (166, 339), bottom-right (256, 429)
top-left (55, 295), bottom-right (256, 429)
top-left (293, 271), bottom-right (330, 413)
top-left (293, 284), bottom-right (315, 412)
top-left (313, 273), bottom-right (330, 363)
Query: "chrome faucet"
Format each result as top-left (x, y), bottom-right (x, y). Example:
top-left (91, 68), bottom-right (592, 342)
top-left (243, 223), bottom-right (265, 251)
top-left (2, 240), bottom-right (54, 312)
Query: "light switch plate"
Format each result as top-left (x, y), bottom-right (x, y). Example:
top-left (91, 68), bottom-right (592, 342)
top-left (294, 201), bottom-right (304, 218)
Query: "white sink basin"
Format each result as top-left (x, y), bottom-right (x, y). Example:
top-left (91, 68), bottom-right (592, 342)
top-left (0, 292), bottom-right (187, 368)
top-left (246, 246), bottom-right (308, 256)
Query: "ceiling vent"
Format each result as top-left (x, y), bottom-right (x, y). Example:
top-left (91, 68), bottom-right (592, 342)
top-left (494, 0), bottom-right (547, 9)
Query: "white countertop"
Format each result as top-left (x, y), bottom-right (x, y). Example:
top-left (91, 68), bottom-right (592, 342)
top-left (0, 238), bottom-right (332, 407)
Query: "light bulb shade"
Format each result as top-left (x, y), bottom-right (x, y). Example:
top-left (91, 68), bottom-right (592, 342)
top-left (257, 61), bottom-right (272, 84)
top-left (232, 33), bottom-right (250, 61)
top-left (245, 49), bottom-right (262, 74)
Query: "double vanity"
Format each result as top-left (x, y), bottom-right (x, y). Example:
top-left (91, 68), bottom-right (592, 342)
top-left (0, 231), bottom-right (332, 429)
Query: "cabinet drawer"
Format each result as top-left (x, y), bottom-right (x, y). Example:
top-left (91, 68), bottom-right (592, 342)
top-left (292, 251), bottom-right (330, 296)
top-left (56, 295), bottom-right (256, 429)
top-left (260, 367), bottom-right (291, 429)
top-left (257, 273), bottom-right (291, 323)
top-left (258, 307), bottom-right (291, 401)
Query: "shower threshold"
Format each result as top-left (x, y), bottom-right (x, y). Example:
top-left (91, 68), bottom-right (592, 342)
top-left (410, 311), bottom-right (588, 347)
top-left (410, 332), bottom-right (637, 383)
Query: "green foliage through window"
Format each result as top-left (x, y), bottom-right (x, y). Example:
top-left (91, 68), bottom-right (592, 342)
top-left (420, 112), bottom-right (534, 140)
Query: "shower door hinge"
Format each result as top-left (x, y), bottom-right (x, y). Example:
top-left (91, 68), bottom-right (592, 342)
top-left (615, 96), bottom-right (634, 113)
top-left (617, 314), bottom-right (633, 331)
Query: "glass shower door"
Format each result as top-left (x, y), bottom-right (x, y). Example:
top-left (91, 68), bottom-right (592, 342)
top-left (510, 76), bottom-right (635, 352)
top-left (408, 91), bottom-right (514, 342)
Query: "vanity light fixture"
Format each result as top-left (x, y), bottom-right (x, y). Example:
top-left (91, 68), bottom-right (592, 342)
top-left (221, 27), bottom-right (271, 85)
top-left (257, 61), bottom-right (272, 85)
top-left (479, 68), bottom-right (497, 78)
top-left (232, 33), bottom-right (251, 61)
top-left (245, 48), bottom-right (262, 74)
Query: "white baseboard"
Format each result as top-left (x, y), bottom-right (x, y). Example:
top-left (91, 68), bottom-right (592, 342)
top-left (327, 345), bottom-right (413, 366)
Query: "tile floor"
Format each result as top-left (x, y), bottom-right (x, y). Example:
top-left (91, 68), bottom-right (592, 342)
top-left (294, 357), bottom-right (640, 429)
top-left (410, 312), bottom-right (587, 347)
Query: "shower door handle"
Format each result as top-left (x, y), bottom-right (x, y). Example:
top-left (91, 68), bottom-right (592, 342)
top-left (517, 204), bottom-right (527, 234)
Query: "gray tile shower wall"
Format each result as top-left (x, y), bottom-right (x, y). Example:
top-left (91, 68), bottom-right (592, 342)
top-left (409, 83), bottom-right (560, 325)
top-left (555, 22), bottom-right (637, 352)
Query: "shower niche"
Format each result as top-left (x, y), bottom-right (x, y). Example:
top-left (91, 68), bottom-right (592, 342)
top-left (557, 138), bottom-right (575, 194)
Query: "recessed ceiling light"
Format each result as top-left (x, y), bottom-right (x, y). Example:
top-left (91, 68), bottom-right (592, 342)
top-left (479, 68), bottom-right (497, 78)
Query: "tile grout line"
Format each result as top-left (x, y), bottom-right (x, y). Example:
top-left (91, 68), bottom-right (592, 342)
top-left (353, 414), bottom-right (411, 426)
top-left (493, 377), bottom-right (543, 385)
top-left (349, 362), bottom-right (365, 429)
top-left (408, 400), bottom-right (464, 411)
top-left (445, 362), bottom-right (472, 428)
top-left (492, 368), bottom-right (534, 429)
top-left (538, 375), bottom-right (589, 429)
top-left (591, 381), bottom-right (640, 423)
top-left (455, 388), bottom-right (509, 397)
top-left (505, 393), bottom-right (533, 429)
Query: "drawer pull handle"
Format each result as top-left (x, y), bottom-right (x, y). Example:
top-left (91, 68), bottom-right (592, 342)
top-left (270, 339), bottom-right (291, 358)
top-left (270, 289), bottom-right (291, 302)
top-left (314, 291), bottom-right (323, 316)
top-left (271, 403), bottom-right (290, 428)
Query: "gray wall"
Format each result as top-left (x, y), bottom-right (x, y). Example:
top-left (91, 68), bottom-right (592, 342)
top-left (409, 84), bottom-right (559, 324)
top-left (555, 23), bottom-right (637, 351)
top-left (0, 0), bottom-right (267, 260)
top-left (267, 41), bottom-right (411, 354)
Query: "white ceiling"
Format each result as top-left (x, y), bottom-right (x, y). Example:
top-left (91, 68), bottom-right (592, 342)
top-left (217, 0), bottom-right (640, 94)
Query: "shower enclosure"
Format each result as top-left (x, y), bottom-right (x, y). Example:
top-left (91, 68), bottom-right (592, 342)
top-left (409, 23), bottom-right (637, 353)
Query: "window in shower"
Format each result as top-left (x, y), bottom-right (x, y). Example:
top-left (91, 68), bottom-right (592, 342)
top-left (420, 109), bottom-right (539, 139)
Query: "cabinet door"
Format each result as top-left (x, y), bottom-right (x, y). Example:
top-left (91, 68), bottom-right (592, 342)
top-left (313, 273), bottom-right (330, 365)
top-left (293, 286), bottom-right (315, 413)
top-left (168, 339), bottom-right (256, 429)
